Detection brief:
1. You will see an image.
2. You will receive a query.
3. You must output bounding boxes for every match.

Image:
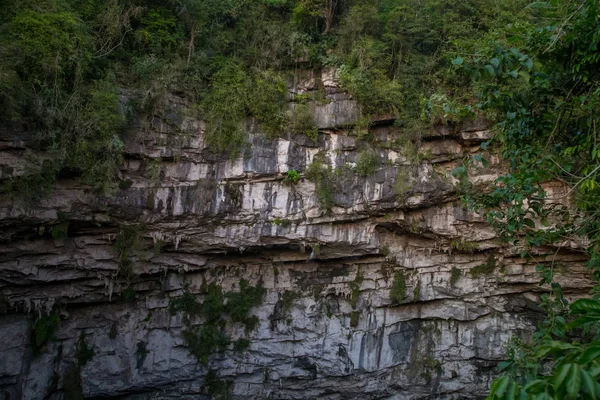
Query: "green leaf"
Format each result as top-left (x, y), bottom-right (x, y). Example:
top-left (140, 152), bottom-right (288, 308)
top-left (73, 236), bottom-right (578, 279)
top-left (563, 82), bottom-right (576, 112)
top-left (565, 364), bottom-right (581, 398)
top-left (491, 58), bottom-right (500, 67)
top-left (580, 346), bottom-right (600, 365)
top-left (491, 376), bottom-right (511, 398)
top-left (540, 218), bottom-right (551, 227)
top-left (533, 345), bottom-right (553, 358)
top-left (523, 218), bottom-right (536, 228)
top-left (589, 363), bottom-right (600, 377)
top-left (554, 363), bottom-right (573, 390)
top-left (568, 315), bottom-right (600, 329)
top-left (571, 299), bottom-right (600, 314)
top-left (519, 70), bottom-right (531, 81)
top-left (452, 56), bottom-right (464, 65)
top-left (524, 379), bottom-right (547, 393)
top-left (498, 361), bottom-right (513, 371)
top-left (581, 369), bottom-right (597, 399)
top-left (506, 382), bottom-right (517, 400)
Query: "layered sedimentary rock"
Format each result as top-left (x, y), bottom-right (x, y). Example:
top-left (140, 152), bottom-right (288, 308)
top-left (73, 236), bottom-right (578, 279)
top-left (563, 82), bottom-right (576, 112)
top-left (0, 70), bottom-right (592, 399)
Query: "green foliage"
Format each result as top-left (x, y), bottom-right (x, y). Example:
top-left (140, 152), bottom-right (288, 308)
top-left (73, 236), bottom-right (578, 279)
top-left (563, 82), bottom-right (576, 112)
top-left (470, 255), bottom-right (496, 278)
top-left (284, 169), bottom-right (301, 185)
top-left (108, 322), bottom-right (118, 340)
top-left (488, 299), bottom-right (600, 400)
top-left (281, 290), bottom-right (300, 314)
top-left (114, 224), bottom-right (143, 282)
top-left (169, 290), bottom-right (202, 317)
top-left (182, 322), bottom-right (229, 366)
top-left (349, 311), bottom-right (360, 328)
top-left (305, 153), bottom-right (335, 210)
top-left (450, 239), bottom-right (478, 253)
top-left (393, 167), bottom-right (413, 201)
top-left (0, 0), bottom-right (529, 198)
top-left (122, 287), bottom-right (136, 303)
top-left (288, 103), bottom-right (319, 142)
top-left (390, 271), bottom-right (406, 304)
top-left (205, 370), bottom-right (233, 400)
top-left (446, 1), bottom-right (600, 397)
top-left (225, 279), bottom-right (266, 332)
top-left (201, 59), bottom-right (250, 158)
top-left (338, 61), bottom-right (403, 117)
top-left (354, 150), bottom-right (379, 176)
top-left (31, 311), bottom-right (61, 355)
top-left (169, 279), bottom-right (265, 365)
top-left (450, 267), bottom-right (461, 288)
top-left (77, 333), bottom-right (95, 366)
top-left (413, 279), bottom-right (421, 302)
top-left (232, 338), bottom-right (250, 351)
top-left (348, 270), bottom-right (364, 310)
top-left (135, 341), bottom-right (149, 369)
top-left (250, 70), bottom-right (288, 137)
top-left (202, 283), bottom-right (226, 323)
top-left (135, 7), bottom-right (184, 56)
top-left (50, 222), bottom-right (69, 240)
top-left (273, 217), bottom-right (291, 226)
top-left (5, 8), bottom-right (91, 86)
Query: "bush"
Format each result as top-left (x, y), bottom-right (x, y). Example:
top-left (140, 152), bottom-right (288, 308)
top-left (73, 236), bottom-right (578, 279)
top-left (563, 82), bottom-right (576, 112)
top-left (305, 153), bottom-right (335, 210)
top-left (354, 150), bottom-right (379, 176)
top-left (182, 322), bottom-right (228, 366)
top-left (250, 69), bottom-right (288, 137)
top-left (393, 167), bottom-right (413, 200)
top-left (287, 103), bottom-right (318, 142)
top-left (5, 9), bottom-right (91, 85)
top-left (31, 311), bottom-right (61, 355)
top-left (284, 169), bottom-right (301, 184)
top-left (225, 279), bottom-right (265, 331)
top-left (390, 271), bottom-right (406, 304)
top-left (201, 59), bottom-right (250, 158)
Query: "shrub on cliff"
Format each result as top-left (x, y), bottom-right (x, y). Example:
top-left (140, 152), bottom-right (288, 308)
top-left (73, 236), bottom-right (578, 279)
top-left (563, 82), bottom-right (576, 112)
top-left (449, 0), bottom-right (600, 397)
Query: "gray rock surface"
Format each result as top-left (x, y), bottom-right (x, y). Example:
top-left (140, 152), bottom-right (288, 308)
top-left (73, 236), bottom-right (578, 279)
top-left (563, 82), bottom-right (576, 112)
top-left (0, 70), bottom-right (592, 399)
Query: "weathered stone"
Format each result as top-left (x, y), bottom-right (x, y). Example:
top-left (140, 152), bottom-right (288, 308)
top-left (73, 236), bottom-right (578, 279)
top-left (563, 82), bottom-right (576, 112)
top-left (0, 71), bottom-right (592, 400)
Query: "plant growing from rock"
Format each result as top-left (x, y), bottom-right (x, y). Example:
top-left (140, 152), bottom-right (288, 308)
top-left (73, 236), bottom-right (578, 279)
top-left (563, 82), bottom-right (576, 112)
top-left (114, 224), bottom-right (144, 283)
top-left (349, 270), bottom-right (364, 309)
top-left (77, 333), bottom-right (95, 366)
top-left (469, 255), bottom-right (496, 278)
top-left (450, 267), bottom-right (461, 288)
top-left (281, 290), bottom-right (300, 315)
top-left (169, 279), bottom-right (265, 365)
top-left (287, 103), bottom-right (319, 142)
top-left (31, 311), bottom-right (61, 355)
top-left (284, 169), bottom-right (301, 185)
top-left (393, 167), bottom-right (413, 201)
top-left (390, 271), bottom-right (406, 304)
top-left (306, 153), bottom-right (335, 210)
top-left (354, 150), bottom-right (379, 177)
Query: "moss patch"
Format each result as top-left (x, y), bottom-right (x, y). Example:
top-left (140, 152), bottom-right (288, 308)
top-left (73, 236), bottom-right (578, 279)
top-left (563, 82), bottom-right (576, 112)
top-left (450, 267), bottom-right (461, 287)
top-left (169, 279), bottom-right (265, 366)
top-left (470, 255), bottom-right (496, 278)
top-left (348, 270), bottom-right (364, 309)
top-left (390, 271), bottom-right (407, 304)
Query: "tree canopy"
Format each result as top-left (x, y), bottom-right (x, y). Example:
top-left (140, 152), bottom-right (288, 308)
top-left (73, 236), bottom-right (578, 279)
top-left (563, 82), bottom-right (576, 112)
top-left (2, 1), bottom-right (600, 396)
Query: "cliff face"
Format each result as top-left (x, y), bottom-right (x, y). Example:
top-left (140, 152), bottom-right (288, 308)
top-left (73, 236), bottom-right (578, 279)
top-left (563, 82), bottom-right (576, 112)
top-left (0, 70), bottom-right (592, 400)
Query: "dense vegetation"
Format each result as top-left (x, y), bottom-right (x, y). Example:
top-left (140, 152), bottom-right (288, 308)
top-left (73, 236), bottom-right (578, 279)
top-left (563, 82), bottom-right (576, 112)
top-left (3, 0), bottom-right (600, 397)
top-left (0, 0), bottom-right (525, 195)
top-left (450, 1), bottom-right (600, 398)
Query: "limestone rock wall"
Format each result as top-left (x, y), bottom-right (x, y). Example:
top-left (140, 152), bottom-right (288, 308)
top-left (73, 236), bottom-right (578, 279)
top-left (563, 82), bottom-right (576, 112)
top-left (0, 70), bottom-right (592, 399)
